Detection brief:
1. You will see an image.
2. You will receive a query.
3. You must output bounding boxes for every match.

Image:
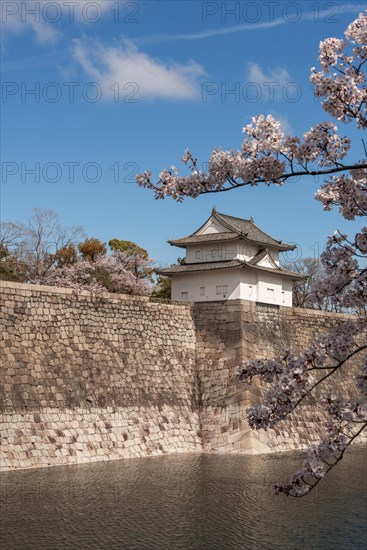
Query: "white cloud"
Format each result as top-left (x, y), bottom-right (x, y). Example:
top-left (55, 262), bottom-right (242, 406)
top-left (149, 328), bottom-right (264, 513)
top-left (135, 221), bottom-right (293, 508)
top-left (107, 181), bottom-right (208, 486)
top-left (246, 62), bottom-right (295, 103)
top-left (2, 0), bottom-right (116, 44)
top-left (137, 4), bottom-right (366, 44)
top-left (72, 38), bottom-right (205, 100)
top-left (2, 1), bottom-right (59, 44)
top-left (58, 0), bottom-right (116, 18)
top-left (248, 62), bottom-right (291, 87)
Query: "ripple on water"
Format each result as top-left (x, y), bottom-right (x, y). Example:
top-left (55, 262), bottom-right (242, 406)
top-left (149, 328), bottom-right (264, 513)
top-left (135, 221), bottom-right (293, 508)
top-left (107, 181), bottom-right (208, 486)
top-left (0, 448), bottom-right (366, 549)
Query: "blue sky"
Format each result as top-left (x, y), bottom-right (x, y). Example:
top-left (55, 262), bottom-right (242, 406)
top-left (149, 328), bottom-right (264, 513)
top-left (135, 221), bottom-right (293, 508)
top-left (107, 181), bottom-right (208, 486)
top-left (2, 0), bottom-right (366, 267)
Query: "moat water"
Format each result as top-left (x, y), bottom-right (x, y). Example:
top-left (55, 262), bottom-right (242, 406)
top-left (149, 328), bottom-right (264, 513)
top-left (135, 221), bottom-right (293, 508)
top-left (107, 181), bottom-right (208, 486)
top-left (1, 448), bottom-right (366, 549)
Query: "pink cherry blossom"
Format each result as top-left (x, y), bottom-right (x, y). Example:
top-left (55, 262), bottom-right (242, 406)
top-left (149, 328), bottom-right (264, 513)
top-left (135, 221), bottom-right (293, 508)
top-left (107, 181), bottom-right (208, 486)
top-left (44, 250), bottom-right (154, 296)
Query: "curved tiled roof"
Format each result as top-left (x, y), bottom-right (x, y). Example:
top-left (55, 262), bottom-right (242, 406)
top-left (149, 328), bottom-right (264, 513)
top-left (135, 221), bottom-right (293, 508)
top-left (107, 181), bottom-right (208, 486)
top-left (168, 210), bottom-right (295, 251)
top-left (156, 260), bottom-right (242, 275)
top-left (168, 232), bottom-right (239, 247)
top-left (156, 259), bottom-right (307, 280)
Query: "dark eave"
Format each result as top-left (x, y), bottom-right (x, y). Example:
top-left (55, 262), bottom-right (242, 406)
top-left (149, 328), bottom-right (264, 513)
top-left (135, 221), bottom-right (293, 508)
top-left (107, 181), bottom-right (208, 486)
top-left (245, 263), bottom-right (307, 280)
top-left (156, 259), bottom-right (243, 275)
top-left (168, 232), bottom-right (239, 248)
top-left (156, 259), bottom-right (307, 280)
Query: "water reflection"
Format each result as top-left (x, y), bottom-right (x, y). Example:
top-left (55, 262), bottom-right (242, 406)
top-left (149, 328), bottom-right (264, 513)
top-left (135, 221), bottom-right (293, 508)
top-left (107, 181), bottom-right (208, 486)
top-left (1, 448), bottom-right (366, 549)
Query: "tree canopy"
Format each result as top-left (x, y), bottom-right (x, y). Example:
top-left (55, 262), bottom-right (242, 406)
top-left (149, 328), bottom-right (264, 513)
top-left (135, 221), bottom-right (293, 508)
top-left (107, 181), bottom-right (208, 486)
top-left (108, 239), bottom-right (149, 260)
top-left (78, 238), bottom-right (107, 262)
top-left (0, 210), bottom-right (155, 297)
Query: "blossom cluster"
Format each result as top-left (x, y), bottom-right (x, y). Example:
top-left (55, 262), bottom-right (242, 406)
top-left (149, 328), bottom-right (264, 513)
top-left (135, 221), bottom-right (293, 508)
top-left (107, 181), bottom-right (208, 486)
top-left (238, 317), bottom-right (365, 428)
top-left (316, 169), bottom-right (367, 220)
top-left (135, 116), bottom-right (357, 200)
top-left (44, 250), bottom-right (153, 296)
top-left (315, 231), bottom-right (367, 310)
top-left (275, 407), bottom-right (367, 497)
top-left (238, 316), bottom-right (366, 495)
top-left (310, 12), bottom-right (367, 129)
top-left (274, 385), bottom-right (367, 497)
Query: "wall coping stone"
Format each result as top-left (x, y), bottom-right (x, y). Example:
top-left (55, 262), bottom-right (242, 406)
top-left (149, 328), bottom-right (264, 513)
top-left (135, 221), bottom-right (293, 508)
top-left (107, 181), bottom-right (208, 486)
top-left (193, 298), bottom-right (358, 320)
top-left (0, 280), bottom-right (190, 310)
top-left (1, 281), bottom-right (358, 320)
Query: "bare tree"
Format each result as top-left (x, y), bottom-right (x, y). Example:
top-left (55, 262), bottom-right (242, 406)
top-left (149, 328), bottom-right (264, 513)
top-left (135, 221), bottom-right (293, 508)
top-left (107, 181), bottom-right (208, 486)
top-left (282, 258), bottom-right (317, 308)
top-left (0, 208), bottom-right (84, 283)
top-left (283, 257), bottom-right (358, 312)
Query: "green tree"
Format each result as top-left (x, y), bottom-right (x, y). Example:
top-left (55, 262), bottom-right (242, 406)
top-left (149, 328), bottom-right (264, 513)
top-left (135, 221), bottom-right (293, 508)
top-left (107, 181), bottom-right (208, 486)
top-left (78, 238), bottom-right (107, 262)
top-left (153, 275), bottom-right (171, 299)
top-left (54, 244), bottom-right (78, 268)
top-left (0, 245), bottom-right (26, 282)
top-left (108, 239), bottom-right (148, 260)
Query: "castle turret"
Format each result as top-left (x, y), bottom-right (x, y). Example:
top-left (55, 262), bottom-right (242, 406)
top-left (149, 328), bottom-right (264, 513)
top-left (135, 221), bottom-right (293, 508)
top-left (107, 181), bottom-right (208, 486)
top-left (157, 210), bottom-right (306, 306)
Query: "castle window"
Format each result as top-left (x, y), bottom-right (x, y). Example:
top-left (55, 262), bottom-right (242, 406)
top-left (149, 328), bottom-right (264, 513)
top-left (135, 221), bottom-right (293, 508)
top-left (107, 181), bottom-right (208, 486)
top-left (248, 285), bottom-right (253, 297)
top-left (200, 286), bottom-right (205, 296)
top-left (181, 292), bottom-right (188, 300)
top-left (267, 288), bottom-right (274, 300)
top-left (216, 285), bottom-right (228, 296)
top-left (195, 250), bottom-right (201, 259)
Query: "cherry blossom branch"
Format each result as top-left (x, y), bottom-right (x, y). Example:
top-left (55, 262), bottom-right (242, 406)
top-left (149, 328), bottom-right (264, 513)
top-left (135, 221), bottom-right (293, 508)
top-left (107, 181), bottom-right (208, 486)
top-left (238, 321), bottom-right (367, 430)
top-left (136, 120), bottom-right (365, 200)
top-left (276, 419), bottom-right (367, 497)
top-left (199, 163), bottom-right (367, 195)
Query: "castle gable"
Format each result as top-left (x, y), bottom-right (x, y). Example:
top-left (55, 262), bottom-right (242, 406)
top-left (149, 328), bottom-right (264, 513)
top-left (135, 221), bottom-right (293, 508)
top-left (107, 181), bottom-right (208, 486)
top-left (194, 215), bottom-right (229, 235)
top-left (249, 249), bottom-right (279, 269)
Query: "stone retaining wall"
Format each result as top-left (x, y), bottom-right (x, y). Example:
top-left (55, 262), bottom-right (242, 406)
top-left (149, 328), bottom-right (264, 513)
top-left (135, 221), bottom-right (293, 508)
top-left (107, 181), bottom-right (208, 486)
top-left (194, 300), bottom-right (366, 454)
top-left (1, 282), bottom-right (365, 470)
top-left (0, 282), bottom-right (201, 470)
